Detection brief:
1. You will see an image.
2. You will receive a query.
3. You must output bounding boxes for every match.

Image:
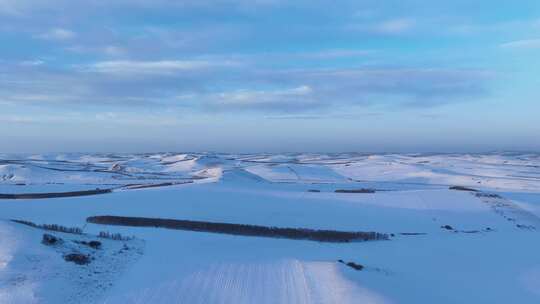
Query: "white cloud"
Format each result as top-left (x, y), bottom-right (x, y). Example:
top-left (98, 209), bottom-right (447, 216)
top-left (302, 49), bottom-right (373, 59)
top-left (500, 38), bottom-right (540, 50)
top-left (19, 60), bottom-right (44, 66)
top-left (1, 55), bottom-right (491, 113)
top-left (0, 115), bottom-right (36, 123)
top-left (36, 28), bottom-right (76, 40)
top-left (347, 18), bottom-right (416, 35)
top-left (91, 111), bottom-right (184, 126)
top-left (1, 0), bottom-right (283, 17)
top-left (374, 18), bottom-right (415, 34)
top-left (95, 112), bottom-right (118, 120)
top-left (213, 85), bottom-right (313, 105)
top-left (1, 93), bottom-right (76, 104)
top-left (352, 9), bottom-right (376, 19)
top-left (174, 85), bottom-right (318, 112)
top-left (0, 112), bottom-right (182, 126)
top-left (66, 45), bottom-right (127, 57)
top-left (81, 60), bottom-right (239, 75)
top-left (102, 46), bottom-right (126, 56)
top-left (0, 0), bottom-right (25, 15)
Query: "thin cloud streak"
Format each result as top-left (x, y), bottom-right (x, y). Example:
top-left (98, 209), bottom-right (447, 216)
top-left (0, 59), bottom-right (493, 112)
top-left (79, 60), bottom-right (240, 75)
top-left (35, 28), bottom-right (76, 40)
top-left (501, 38), bottom-right (540, 49)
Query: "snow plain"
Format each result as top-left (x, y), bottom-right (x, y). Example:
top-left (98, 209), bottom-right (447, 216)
top-left (0, 152), bottom-right (539, 303)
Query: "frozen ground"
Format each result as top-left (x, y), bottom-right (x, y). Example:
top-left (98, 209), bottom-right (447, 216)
top-left (1, 152), bottom-right (539, 303)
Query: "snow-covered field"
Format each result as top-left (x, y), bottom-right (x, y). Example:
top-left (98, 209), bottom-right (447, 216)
top-left (1, 152), bottom-right (539, 303)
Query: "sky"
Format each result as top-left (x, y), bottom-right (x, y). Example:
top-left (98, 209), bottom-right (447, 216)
top-left (0, 0), bottom-right (539, 153)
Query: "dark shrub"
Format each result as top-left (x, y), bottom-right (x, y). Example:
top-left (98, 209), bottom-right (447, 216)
top-left (88, 241), bottom-right (102, 249)
top-left (475, 193), bottom-right (502, 199)
top-left (64, 253), bottom-right (91, 265)
top-left (75, 240), bottom-right (102, 249)
top-left (338, 259), bottom-right (364, 271)
top-left (42, 233), bottom-right (61, 246)
top-left (346, 262), bottom-right (364, 271)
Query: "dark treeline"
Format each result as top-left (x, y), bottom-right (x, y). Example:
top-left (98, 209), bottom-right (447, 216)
top-left (449, 186), bottom-right (478, 192)
top-left (335, 189), bottom-right (376, 193)
top-left (87, 215), bottom-right (389, 243)
top-left (12, 219), bottom-right (83, 234)
top-left (475, 192), bottom-right (502, 199)
top-left (98, 231), bottom-right (133, 241)
top-left (0, 188), bottom-right (112, 199)
top-left (123, 181), bottom-right (193, 190)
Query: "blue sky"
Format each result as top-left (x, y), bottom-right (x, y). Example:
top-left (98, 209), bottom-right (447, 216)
top-left (0, 0), bottom-right (539, 153)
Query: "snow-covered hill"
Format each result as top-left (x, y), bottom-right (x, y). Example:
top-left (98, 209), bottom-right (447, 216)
top-left (1, 153), bottom-right (539, 303)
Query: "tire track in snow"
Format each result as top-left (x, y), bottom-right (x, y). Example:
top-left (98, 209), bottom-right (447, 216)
top-left (104, 259), bottom-right (390, 304)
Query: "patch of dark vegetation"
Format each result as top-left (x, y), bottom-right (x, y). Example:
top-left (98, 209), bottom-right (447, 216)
top-left (74, 240), bottom-right (102, 249)
top-left (98, 231), bottom-right (133, 241)
top-left (12, 219), bottom-right (83, 234)
top-left (449, 186), bottom-right (478, 192)
top-left (307, 189), bottom-right (321, 193)
top-left (461, 230), bottom-right (480, 234)
top-left (338, 259), bottom-right (364, 271)
top-left (475, 193), bottom-right (502, 199)
top-left (88, 240), bottom-right (102, 249)
top-left (88, 216), bottom-right (389, 243)
top-left (42, 233), bottom-right (62, 246)
top-left (335, 188), bottom-right (376, 194)
top-left (346, 262), bottom-right (364, 270)
top-left (516, 224), bottom-right (536, 230)
top-left (441, 224), bottom-right (492, 234)
top-left (0, 188), bottom-right (112, 199)
top-left (64, 253), bottom-right (91, 265)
